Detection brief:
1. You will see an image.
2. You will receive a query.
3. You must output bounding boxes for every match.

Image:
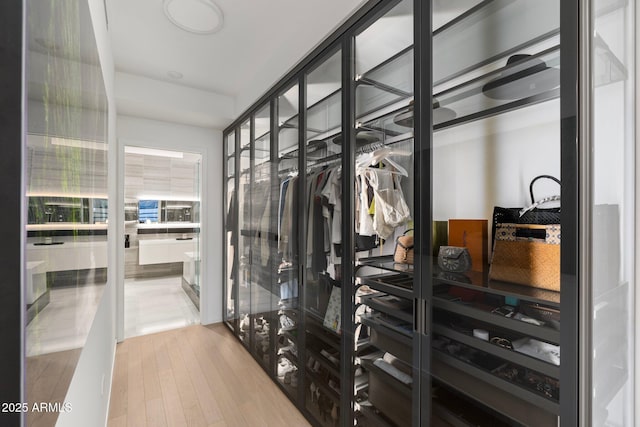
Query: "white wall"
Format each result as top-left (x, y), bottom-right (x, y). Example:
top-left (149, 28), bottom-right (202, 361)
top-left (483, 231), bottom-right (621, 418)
top-left (116, 114), bottom-right (223, 334)
top-left (56, 0), bottom-right (117, 426)
top-left (432, 100), bottom-right (561, 222)
top-left (115, 71), bottom-right (235, 130)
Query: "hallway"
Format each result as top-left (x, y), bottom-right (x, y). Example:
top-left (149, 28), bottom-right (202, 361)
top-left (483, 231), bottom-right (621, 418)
top-left (107, 323), bottom-right (310, 427)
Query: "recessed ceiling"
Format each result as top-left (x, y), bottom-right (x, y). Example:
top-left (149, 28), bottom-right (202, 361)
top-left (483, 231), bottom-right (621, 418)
top-left (107, 0), bottom-right (367, 127)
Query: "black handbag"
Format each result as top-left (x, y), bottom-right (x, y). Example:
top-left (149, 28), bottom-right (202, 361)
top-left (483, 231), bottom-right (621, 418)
top-left (491, 175), bottom-right (561, 245)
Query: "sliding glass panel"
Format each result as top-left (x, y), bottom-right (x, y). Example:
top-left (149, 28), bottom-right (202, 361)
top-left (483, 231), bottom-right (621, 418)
top-left (237, 120), bottom-right (251, 346)
top-left (224, 131), bottom-right (237, 328)
top-left (352, 1), bottom-right (416, 426)
top-left (590, 0), bottom-right (635, 424)
top-left (303, 48), bottom-right (343, 426)
top-left (275, 83), bottom-right (301, 398)
top-left (430, 1), bottom-right (564, 425)
top-left (25, 1), bottom-right (108, 424)
top-left (250, 103), bottom-right (276, 371)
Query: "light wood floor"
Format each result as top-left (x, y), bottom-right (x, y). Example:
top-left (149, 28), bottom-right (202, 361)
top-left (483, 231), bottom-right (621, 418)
top-left (26, 348), bottom-right (82, 427)
top-left (107, 323), bottom-right (311, 427)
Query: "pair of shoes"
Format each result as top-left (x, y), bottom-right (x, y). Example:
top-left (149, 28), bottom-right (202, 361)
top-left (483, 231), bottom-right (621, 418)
top-left (280, 314), bottom-right (296, 330)
top-left (278, 358), bottom-right (294, 377)
top-left (310, 382), bottom-right (320, 402)
top-left (239, 314), bottom-right (250, 331)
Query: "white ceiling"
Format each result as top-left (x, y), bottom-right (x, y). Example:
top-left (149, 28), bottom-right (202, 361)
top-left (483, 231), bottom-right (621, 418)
top-left (106, 0), bottom-right (367, 129)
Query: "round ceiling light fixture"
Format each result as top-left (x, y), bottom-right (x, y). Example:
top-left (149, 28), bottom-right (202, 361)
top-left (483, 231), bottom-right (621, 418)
top-left (163, 0), bottom-right (224, 35)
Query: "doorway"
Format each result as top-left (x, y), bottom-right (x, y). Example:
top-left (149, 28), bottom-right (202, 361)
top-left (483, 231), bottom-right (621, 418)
top-left (123, 145), bottom-right (202, 338)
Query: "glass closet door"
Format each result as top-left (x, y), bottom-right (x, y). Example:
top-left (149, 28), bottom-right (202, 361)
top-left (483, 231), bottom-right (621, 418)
top-left (350, 1), bottom-right (418, 426)
top-left (237, 120), bottom-right (251, 346)
top-left (275, 83), bottom-right (302, 398)
top-left (250, 104), bottom-right (276, 370)
top-left (303, 48), bottom-right (343, 427)
top-left (589, 0), bottom-right (634, 424)
top-left (428, 1), bottom-right (570, 425)
top-left (224, 131), bottom-right (237, 330)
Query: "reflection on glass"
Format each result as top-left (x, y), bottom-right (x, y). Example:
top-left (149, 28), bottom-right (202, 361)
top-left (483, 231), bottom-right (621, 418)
top-left (590, 0), bottom-right (634, 424)
top-left (250, 103), bottom-right (275, 369)
top-left (352, 1), bottom-right (415, 426)
top-left (225, 131), bottom-right (237, 325)
top-left (275, 83), bottom-right (301, 396)
top-left (238, 120), bottom-right (251, 345)
top-left (430, 1), bottom-right (562, 425)
top-left (303, 49), bottom-right (343, 426)
top-left (25, 0), bottom-right (108, 425)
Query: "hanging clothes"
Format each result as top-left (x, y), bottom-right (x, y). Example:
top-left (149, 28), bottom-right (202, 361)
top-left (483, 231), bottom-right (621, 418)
top-left (364, 168), bottom-right (410, 240)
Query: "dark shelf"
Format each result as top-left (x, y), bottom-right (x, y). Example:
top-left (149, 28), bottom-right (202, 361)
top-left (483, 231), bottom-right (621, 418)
top-left (357, 404), bottom-right (396, 427)
top-left (433, 267), bottom-right (561, 308)
top-left (305, 315), bottom-right (341, 351)
top-left (360, 313), bottom-right (412, 339)
top-left (305, 370), bottom-right (341, 404)
top-left (361, 357), bottom-right (412, 393)
top-left (359, 273), bottom-right (413, 301)
top-left (306, 346), bottom-right (340, 378)
top-left (433, 324), bottom-right (560, 378)
top-left (432, 351), bottom-right (560, 419)
top-left (432, 297), bottom-right (560, 344)
top-left (356, 255), bottom-right (414, 275)
top-left (360, 293), bottom-right (413, 323)
top-left (360, 314), bottom-right (412, 365)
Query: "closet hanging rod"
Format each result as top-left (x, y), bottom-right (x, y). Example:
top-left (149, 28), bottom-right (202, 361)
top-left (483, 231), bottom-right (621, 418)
top-left (357, 76), bottom-right (412, 98)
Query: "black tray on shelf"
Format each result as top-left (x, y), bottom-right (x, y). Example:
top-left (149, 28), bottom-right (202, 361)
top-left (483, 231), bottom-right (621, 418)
top-left (431, 356), bottom-right (558, 427)
top-left (433, 266), bottom-right (561, 307)
top-left (359, 273), bottom-right (413, 300)
top-left (361, 293), bottom-right (413, 323)
top-left (357, 255), bottom-right (414, 275)
top-left (432, 296), bottom-right (560, 344)
top-left (432, 324), bottom-right (560, 378)
top-left (432, 348), bottom-right (559, 415)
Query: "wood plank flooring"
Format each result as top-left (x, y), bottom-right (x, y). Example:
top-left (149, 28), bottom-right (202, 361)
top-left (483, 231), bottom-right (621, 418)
top-left (26, 348), bottom-right (82, 427)
top-left (108, 323), bottom-right (310, 427)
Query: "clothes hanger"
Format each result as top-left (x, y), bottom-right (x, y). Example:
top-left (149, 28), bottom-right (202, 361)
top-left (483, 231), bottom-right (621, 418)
top-left (356, 147), bottom-right (409, 177)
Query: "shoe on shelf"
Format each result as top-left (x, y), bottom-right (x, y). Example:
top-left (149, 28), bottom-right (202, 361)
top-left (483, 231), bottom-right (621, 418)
top-left (306, 356), bottom-right (316, 370)
top-left (278, 358), bottom-right (294, 377)
top-left (280, 314), bottom-right (296, 330)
